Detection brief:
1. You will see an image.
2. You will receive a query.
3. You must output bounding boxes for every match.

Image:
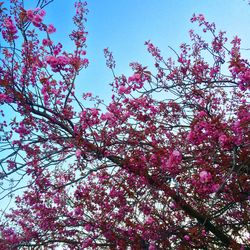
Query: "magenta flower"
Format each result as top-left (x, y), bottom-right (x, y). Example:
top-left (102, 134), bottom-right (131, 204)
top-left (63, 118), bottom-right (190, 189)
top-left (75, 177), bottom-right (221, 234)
top-left (75, 149), bottom-right (81, 158)
top-left (33, 14), bottom-right (43, 26)
top-left (199, 170), bottom-right (212, 183)
top-left (26, 9), bottom-right (34, 20)
top-left (47, 24), bottom-right (56, 34)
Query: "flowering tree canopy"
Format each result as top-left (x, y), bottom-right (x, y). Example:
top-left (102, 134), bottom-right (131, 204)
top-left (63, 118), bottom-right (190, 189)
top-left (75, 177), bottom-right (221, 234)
top-left (0, 0), bottom-right (250, 249)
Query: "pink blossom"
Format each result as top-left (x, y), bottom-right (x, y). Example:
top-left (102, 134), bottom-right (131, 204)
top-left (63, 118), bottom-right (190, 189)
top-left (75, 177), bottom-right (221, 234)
top-left (39, 9), bottom-right (46, 17)
top-left (32, 14), bottom-right (43, 27)
top-left (82, 58), bottom-right (89, 67)
top-left (162, 150), bottom-right (182, 176)
top-left (149, 243), bottom-right (156, 250)
top-left (26, 10), bottom-right (34, 20)
top-left (118, 86), bottom-right (126, 94)
top-left (101, 112), bottom-right (113, 121)
top-left (90, 108), bottom-right (99, 116)
top-left (211, 183), bottom-right (219, 193)
top-left (42, 39), bottom-right (52, 46)
top-left (3, 18), bottom-right (18, 40)
top-left (128, 73), bottom-right (142, 83)
top-left (202, 230), bottom-right (206, 236)
top-left (219, 134), bottom-right (227, 144)
top-left (84, 224), bottom-right (92, 232)
top-left (82, 239), bottom-right (92, 248)
top-left (57, 56), bottom-right (70, 66)
top-left (145, 216), bottom-right (154, 224)
top-left (76, 149), bottom-right (81, 158)
top-left (198, 110), bottom-right (207, 118)
top-left (0, 93), bottom-right (12, 103)
top-left (46, 56), bottom-right (58, 68)
top-left (47, 24), bottom-right (56, 34)
top-left (218, 134), bottom-right (230, 148)
top-left (172, 150), bottom-right (182, 160)
top-left (198, 14), bottom-right (205, 21)
top-left (118, 85), bottom-right (131, 95)
top-left (199, 170), bottom-right (212, 183)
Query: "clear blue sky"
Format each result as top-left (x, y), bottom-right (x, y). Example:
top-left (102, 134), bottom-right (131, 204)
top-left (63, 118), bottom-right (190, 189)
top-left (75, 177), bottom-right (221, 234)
top-left (36, 0), bottom-right (250, 100)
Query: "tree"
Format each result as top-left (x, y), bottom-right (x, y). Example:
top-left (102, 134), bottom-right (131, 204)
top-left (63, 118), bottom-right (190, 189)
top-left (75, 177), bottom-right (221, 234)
top-left (0, 0), bottom-right (250, 249)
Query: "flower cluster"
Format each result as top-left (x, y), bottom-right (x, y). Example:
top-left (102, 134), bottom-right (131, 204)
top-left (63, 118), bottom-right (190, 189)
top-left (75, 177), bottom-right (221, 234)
top-left (1, 17), bottom-right (18, 41)
top-left (26, 8), bottom-right (46, 27)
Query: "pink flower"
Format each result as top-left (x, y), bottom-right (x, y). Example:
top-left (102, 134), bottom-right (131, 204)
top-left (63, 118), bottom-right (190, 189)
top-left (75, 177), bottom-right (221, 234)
top-left (198, 110), bottom-right (207, 118)
top-left (26, 10), bottom-right (34, 20)
top-left (172, 150), bottom-right (182, 160)
top-left (47, 24), bottom-right (56, 34)
top-left (76, 149), bottom-right (81, 158)
top-left (40, 9), bottom-right (46, 17)
top-left (149, 243), bottom-right (156, 250)
top-left (4, 18), bottom-right (17, 35)
top-left (211, 183), bottom-right (219, 193)
top-left (219, 134), bottom-right (227, 144)
top-left (162, 150), bottom-right (182, 175)
top-left (57, 56), bottom-right (70, 66)
top-left (0, 93), bottom-right (12, 103)
top-left (134, 73), bottom-right (141, 80)
top-left (118, 86), bottom-right (131, 95)
top-left (82, 58), bottom-right (89, 67)
top-left (32, 14), bottom-right (43, 26)
top-left (198, 14), bottom-right (205, 21)
top-left (202, 230), bottom-right (206, 236)
top-left (128, 73), bottom-right (141, 83)
top-left (145, 216), bottom-right (154, 224)
top-left (42, 39), bottom-right (52, 46)
top-left (91, 108), bottom-right (99, 116)
top-left (101, 112), bottom-right (113, 121)
top-left (84, 224), bottom-right (92, 232)
top-left (46, 56), bottom-right (58, 68)
top-left (199, 170), bottom-right (212, 183)
top-left (219, 134), bottom-right (231, 149)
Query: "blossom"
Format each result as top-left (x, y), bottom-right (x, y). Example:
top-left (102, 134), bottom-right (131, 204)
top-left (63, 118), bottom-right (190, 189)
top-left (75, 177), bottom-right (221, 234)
top-left (40, 9), bottom-right (46, 17)
top-left (4, 18), bottom-right (17, 34)
top-left (26, 9), bottom-right (45, 27)
top-left (32, 14), bottom-right (43, 27)
top-left (149, 243), bottom-right (156, 250)
top-left (57, 56), bottom-right (70, 66)
top-left (42, 39), bottom-right (52, 46)
top-left (128, 73), bottom-right (142, 83)
top-left (101, 112), bottom-right (114, 121)
top-left (211, 183), bottom-right (219, 193)
top-left (218, 134), bottom-right (231, 149)
top-left (90, 108), bottom-right (99, 116)
top-left (145, 216), bottom-right (154, 224)
top-left (0, 93), bottom-right (12, 103)
top-left (46, 55), bottom-right (58, 68)
top-left (2, 18), bottom-right (18, 41)
top-left (75, 149), bottom-right (81, 158)
top-left (118, 85), bottom-right (131, 95)
top-left (47, 24), bottom-right (56, 34)
top-left (26, 10), bottom-right (34, 20)
top-left (199, 170), bottom-right (212, 183)
top-left (172, 150), bottom-right (182, 160)
top-left (162, 150), bottom-right (182, 176)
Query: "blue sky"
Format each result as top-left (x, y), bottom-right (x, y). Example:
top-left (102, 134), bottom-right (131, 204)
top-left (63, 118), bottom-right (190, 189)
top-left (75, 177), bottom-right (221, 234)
top-left (36, 0), bottom-right (250, 100)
